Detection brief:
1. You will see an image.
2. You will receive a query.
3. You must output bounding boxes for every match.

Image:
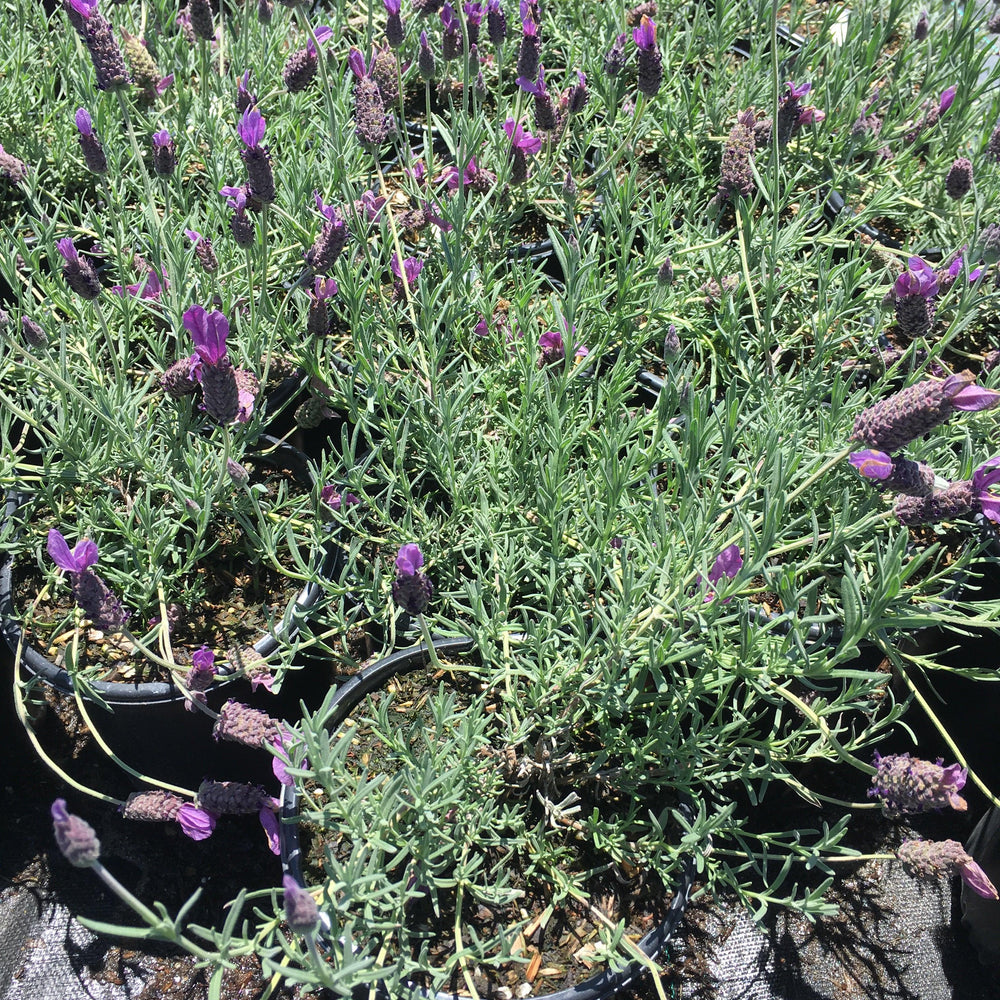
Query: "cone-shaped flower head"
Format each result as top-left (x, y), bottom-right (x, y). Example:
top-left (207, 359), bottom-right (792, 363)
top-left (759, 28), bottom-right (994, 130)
top-left (236, 69), bottom-right (257, 113)
top-left (284, 876), bottom-right (320, 933)
top-left (516, 5), bottom-right (539, 80)
top-left (75, 107), bottom-right (107, 174)
top-left (0, 143), bottom-right (29, 183)
top-left (604, 32), bottom-right (627, 76)
top-left (946, 157), bottom-right (973, 200)
top-left (393, 543), bottom-right (433, 614)
top-left (51, 799), bottom-right (100, 867)
top-left (122, 790), bottom-right (185, 822)
top-left (868, 752), bottom-right (967, 817)
top-left (486, 0), bottom-right (506, 45)
top-left (384, 0), bottom-right (405, 47)
top-left (197, 779), bottom-right (270, 815)
top-left (212, 699), bottom-right (280, 749)
top-left (47, 530), bottom-right (129, 632)
top-left (57, 238), bottom-right (101, 300)
top-left (898, 840), bottom-right (998, 900)
top-left (851, 371), bottom-right (1000, 455)
top-left (633, 16), bottom-right (662, 97)
top-left (913, 10), bottom-right (929, 40)
top-left (894, 458), bottom-right (1000, 525)
top-left (152, 129), bottom-right (177, 176)
top-left (440, 2), bottom-right (462, 60)
top-left (238, 109), bottom-right (275, 204)
top-left (849, 450), bottom-right (935, 497)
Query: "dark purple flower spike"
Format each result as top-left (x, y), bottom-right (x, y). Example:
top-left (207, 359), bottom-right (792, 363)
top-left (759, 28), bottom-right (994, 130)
top-left (393, 543), bottom-right (433, 615)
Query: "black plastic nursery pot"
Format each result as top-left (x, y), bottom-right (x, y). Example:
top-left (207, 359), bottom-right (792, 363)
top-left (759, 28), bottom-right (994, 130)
top-left (280, 636), bottom-right (698, 1000)
top-left (0, 439), bottom-right (344, 789)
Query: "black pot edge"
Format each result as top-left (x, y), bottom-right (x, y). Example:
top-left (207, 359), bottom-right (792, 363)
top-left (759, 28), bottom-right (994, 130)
top-left (0, 437), bottom-right (346, 706)
top-left (279, 636), bottom-right (698, 1000)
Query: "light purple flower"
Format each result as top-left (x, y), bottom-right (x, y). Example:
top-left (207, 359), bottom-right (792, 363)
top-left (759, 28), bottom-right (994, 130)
top-left (153, 129), bottom-right (172, 148)
top-left (707, 544), bottom-right (743, 586)
top-left (503, 118), bottom-right (541, 155)
top-left (785, 80), bottom-right (812, 100)
top-left (321, 485), bottom-right (361, 511)
top-left (220, 184), bottom-right (248, 211)
top-left (68, 0), bottom-right (99, 17)
top-left (56, 238), bottom-right (80, 264)
top-left (632, 14), bottom-right (655, 50)
top-left (939, 85), bottom-right (957, 114)
top-left (75, 108), bottom-right (95, 136)
top-left (849, 449), bottom-right (894, 480)
top-left (348, 47), bottom-right (368, 78)
top-left (47, 530), bottom-right (99, 574)
top-left (259, 804), bottom-right (280, 854)
top-left (893, 256), bottom-right (939, 300)
top-left (396, 543), bottom-right (424, 576)
top-left (391, 253), bottom-right (424, 285)
top-left (237, 108), bottom-right (266, 149)
top-left (384, 0), bottom-right (400, 11)
top-left (182, 304), bottom-right (230, 364)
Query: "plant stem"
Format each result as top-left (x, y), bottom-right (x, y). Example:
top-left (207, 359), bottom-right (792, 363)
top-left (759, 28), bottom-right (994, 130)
top-left (418, 613), bottom-right (443, 672)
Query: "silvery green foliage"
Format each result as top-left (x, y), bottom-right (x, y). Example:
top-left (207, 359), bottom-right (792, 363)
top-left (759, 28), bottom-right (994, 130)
top-left (5, 0), bottom-right (1000, 992)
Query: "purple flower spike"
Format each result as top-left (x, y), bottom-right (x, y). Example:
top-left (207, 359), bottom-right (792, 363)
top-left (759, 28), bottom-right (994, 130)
top-left (283, 875), bottom-right (320, 933)
top-left (47, 530), bottom-right (99, 573)
top-left (538, 329), bottom-right (564, 365)
top-left (849, 450), bottom-right (894, 480)
top-left (153, 129), bottom-right (171, 147)
top-left (393, 543), bottom-right (432, 614)
top-left (51, 799), bottom-right (101, 868)
top-left (939, 85), bottom-right (957, 113)
top-left (238, 108), bottom-right (266, 149)
top-left (183, 304), bottom-right (230, 364)
top-left (75, 108), bottom-right (94, 136)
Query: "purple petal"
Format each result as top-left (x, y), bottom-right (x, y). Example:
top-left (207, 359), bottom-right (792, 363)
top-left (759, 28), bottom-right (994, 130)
top-left (259, 806), bottom-right (280, 855)
top-left (960, 859), bottom-right (999, 900)
top-left (707, 544), bottom-right (743, 586)
top-left (56, 238), bottom-right (78, 263)
top-left (939, 85), bottom-right (957, 113)
top-left (395, 543), bottom-right (424, 576)
top-left (191, 645), bottom-right (215, 671)
top-left (237, 109), bottom-right (266, 148)
top-left (849, 450), bottom-right (894, 480)
top-left (950, 385), bottom-right (1000, 411)
top-left (177, 805), bottom-right (217, 841)
top-left (153, 129), bottom-right (172, 148)
top-left (632, 15), bottom-right (655, 50)
top-left (348, 47), bottom-right (367, 78)
top-left (74, 108), bottom-right (93, 136)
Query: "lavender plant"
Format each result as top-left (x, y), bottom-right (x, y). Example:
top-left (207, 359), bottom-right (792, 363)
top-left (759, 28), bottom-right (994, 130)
top-left (5, 0), bottom-right (1000, 992)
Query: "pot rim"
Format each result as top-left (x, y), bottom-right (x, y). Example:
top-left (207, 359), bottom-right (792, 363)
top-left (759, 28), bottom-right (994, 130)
top-left (278, 635), bottom-right (698, 1000)
top-left (0, 436), bottom-right (344, 705)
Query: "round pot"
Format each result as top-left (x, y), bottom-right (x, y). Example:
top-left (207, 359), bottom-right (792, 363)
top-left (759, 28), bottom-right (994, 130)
top-left (279, 636), bottom-right (697, 1000)
top-left (0, 438), bottom-right (344, 787)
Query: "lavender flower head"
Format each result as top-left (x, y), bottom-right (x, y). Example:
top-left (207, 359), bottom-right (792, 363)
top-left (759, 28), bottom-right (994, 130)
top-left (894, 457), bottom-right (1000, 526)
top-left (848, 450), bottom-right (935, 497)
top-left (440, 3), bottom-right (462, 60)
top-left (898, 840), bottom-right (998, 900)
top-left (68, 0), bottom-right (131, 91)
top-left (516, 4), bottom-right (540, 81)
top-left (51, 799), bottom-right (101, 867)
top-left (603, 32), bottom-right (627, 77)
top-left (47, 530), bottom-right (129, 632)
top-left (868, 752), bottom-right (968, 817)
top-left (384, 0), bottom-right (405, 47)
top-left (220, 184), bottom-right (255, 247)
top-left (236, 70), bottom-right (257, 114)
top-left (518, 65), bottom-right (558, 132)
top-left (282, 25), bottom-right (332, 92)
top-left (151, 129), bottom-right (177, 177)
top-left (391, 254), bottom-right (424, 301)
top-left (393, 543), bottom-right (433, 614)
top-left (486, 0), bottom-right (507, 45)
top-left (56, 238), bottom-right (101, 300)
top-left (633, 15), bottom-right (662, 98)
top-left (851, 369), bottom-right (1000, 455)
top-left (238, 109), bottom-right (276, 204)
top-left (75, 107), bottom-right (107, 175)
top-left (183, 304), bottom-right (240, 423)
top-left (284, 876), bottom-right (320, 933)
top-left (0, 143), bottom-right (29, 183)
top-left (945, 157), bottom-right (973, 200)
top-left (306, 193), bottom-right (350, 274)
